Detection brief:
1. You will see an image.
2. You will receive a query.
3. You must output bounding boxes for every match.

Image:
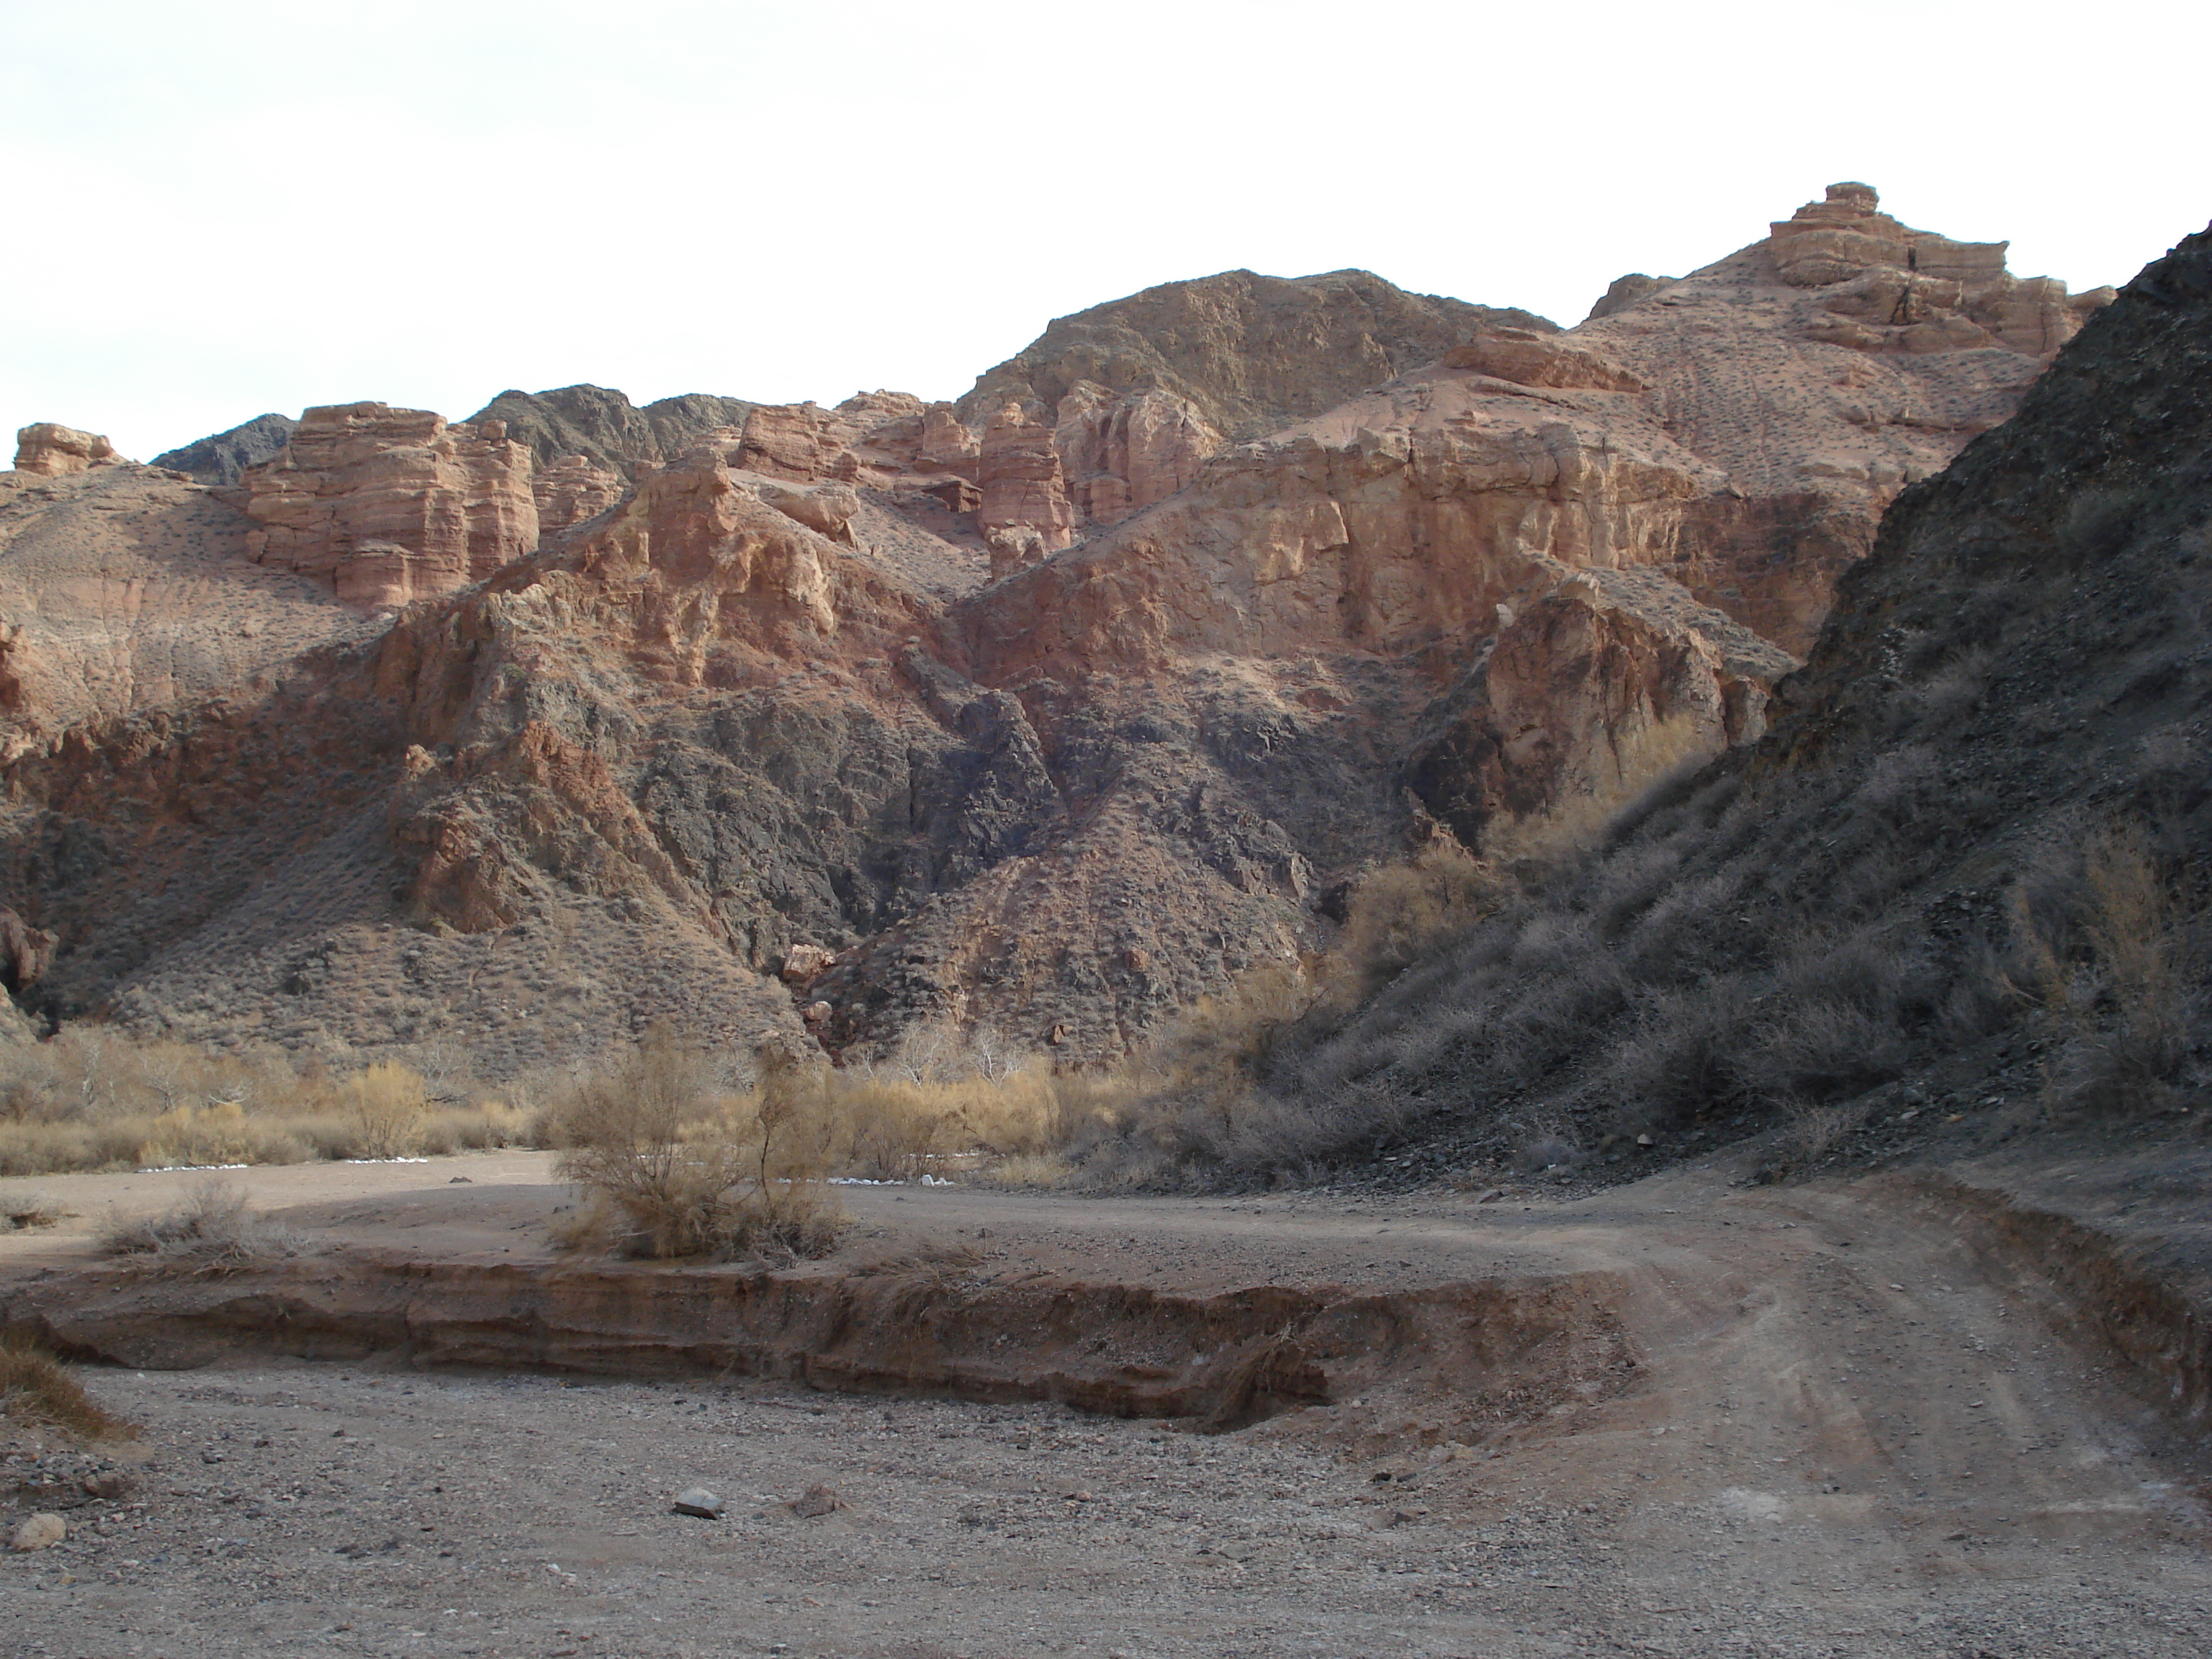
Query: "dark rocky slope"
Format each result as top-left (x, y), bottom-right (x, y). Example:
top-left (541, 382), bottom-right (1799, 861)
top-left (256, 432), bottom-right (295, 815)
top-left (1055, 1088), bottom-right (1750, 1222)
top-left (1210, 221), bottom-right (2212, 1180)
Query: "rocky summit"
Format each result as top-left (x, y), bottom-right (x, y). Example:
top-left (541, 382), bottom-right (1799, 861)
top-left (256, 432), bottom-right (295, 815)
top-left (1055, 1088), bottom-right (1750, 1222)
top-left (0, 186), bottom-right (2106, 1071)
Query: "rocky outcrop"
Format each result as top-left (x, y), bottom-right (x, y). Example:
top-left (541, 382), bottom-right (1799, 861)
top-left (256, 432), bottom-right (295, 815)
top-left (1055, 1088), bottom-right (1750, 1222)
top-left (1442, 329), bottom-right (1647, 392)
top-left (465, 385), bottom-right (757, 474)
top-left (760, 481), bottom-right (860, 544)
top-left (1403, 560), bottom-right (1798, 845)
top-left (233, 403), bottom-right (540, 606)
top-left (1245, 215), bottom-right (2212, 1174)
top-left (0, 187), bottom-right (2126, 1072)
top-left (533, 454), bottom-right (626, 533)
top-left (0, 461), bottom-right (374, 758)
top-left (1052, 385), bottom-right (1219, 526)
top-left (151, 413), bottom-right (298, 485)
top-left (1584, 274), bottom-right (1675, 323)
top-left (960, 268), bottom-right (1557, 443)
top-left (12, 425), bottom-right (124, 477)
top-left (968, 184), bottom-right (2092, 677)
top-left (0, 908), bottom-right (57, 994)
top-left (978, 403), bottom-right (1076, 562)
top-left (1774, 182), bottom-right (2106, 358)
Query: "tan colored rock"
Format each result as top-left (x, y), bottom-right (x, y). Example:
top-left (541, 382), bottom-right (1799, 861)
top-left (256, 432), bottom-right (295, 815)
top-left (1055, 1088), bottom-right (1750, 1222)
top-left (919, 403), bottom-right (981, 478)
top-left (1403, 559), bottom-right (1799, 844)
top-left (12, 423), bottom-right (122, 476)
top-left (0, 462), bottom-right (371, 757)
top-left (979, 402), bottom-right (1076, 554)
top-left (0, 907), bottom-right (58, 992)
top-left (10, 1514), bottom-right (64, 1551)
top-left (534, 454), bottom-right (626, 532)
top-left (1053, 385), bottom-right (1219, 526)
top-left (781, 943), bottom-right (836, 984)
top-left (966, 183), bottom-right (2083, 680)
top-left (1443, 329), bottom-right (1646, 392)
top-left (1584, 274), bottom-right (1675, 322)
top-left (986, 524), bottom-right (1049, 583)
top-left (737, 403), bottom-right (838, 480)
top-left (960, 267), bottom-right (1557, 444)
top-left (1768, 182), bottom-right (2101, 360)
top-left (761, 482), bottom-right (861, 544)
top-left (235, 403), bottom-right (539, 606)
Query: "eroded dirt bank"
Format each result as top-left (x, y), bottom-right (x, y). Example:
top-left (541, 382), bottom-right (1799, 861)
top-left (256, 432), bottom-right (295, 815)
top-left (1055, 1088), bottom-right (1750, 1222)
top-left (0, 1151), bottom-right (2208, 1656)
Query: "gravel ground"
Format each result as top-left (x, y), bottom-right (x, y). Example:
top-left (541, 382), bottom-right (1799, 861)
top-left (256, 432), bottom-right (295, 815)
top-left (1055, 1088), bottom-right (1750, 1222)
top-left (5, 1361), bottom-right (2209, 1659)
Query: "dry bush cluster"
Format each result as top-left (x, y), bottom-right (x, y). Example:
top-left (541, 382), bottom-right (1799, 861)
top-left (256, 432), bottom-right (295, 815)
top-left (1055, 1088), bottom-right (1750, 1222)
top-left (0, 1033), bottom-right (535, 1177)
top-left (96, 1178), bottom-right (311, 1273)
top-left (549, 1028), bottom-right (846, 1262)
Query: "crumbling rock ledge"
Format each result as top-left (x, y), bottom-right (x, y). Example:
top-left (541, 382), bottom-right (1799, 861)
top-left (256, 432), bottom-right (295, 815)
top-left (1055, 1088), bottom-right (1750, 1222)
top-left (4, 1254), bottom-right (1632, 1432)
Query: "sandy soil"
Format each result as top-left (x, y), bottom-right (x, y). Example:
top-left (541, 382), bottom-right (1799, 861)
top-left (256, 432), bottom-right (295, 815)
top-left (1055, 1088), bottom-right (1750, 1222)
top-left (0, 1152), bottom-right (2207, 1657)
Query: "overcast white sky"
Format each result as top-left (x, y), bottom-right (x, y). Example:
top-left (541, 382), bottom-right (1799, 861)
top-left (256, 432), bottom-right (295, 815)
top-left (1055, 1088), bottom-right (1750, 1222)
top-left (3, 0), bottom-right (2202, 459)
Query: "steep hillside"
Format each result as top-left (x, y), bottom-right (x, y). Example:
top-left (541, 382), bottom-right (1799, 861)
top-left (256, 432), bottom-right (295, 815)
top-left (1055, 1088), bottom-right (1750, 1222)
top-left (1188, 220), bottom-right (2212, 1182)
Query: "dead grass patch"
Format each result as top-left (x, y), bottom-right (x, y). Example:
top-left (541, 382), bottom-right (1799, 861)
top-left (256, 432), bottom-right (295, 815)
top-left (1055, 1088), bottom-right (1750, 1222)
top-left (0, 1336), bottom-right (135, 1442)
top-left (96, 1179), bottom-right (312, 1274)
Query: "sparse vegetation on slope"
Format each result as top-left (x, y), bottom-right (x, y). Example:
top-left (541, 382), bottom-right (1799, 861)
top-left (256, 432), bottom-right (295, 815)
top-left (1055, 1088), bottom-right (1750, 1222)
top-left (1056, 223), bottom-right (2212, 1187)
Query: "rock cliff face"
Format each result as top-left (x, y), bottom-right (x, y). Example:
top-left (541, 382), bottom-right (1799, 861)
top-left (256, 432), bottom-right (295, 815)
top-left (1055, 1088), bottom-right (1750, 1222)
top-left (531, 454), bottom-right (627, 533)
top-left (232, 403), bottom-right (541, 607)
top-left (1402, 559), bottom-right (1797, 847)
top-left (1234, 216), bottom-right (2212, 1177)
top-left (0, 188), bottom-right (2110, 1071)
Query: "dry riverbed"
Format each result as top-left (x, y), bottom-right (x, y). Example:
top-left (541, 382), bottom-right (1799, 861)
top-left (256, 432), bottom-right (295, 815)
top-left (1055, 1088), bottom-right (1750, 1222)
top-left (0, 1150), bottom-right (2207, 1657)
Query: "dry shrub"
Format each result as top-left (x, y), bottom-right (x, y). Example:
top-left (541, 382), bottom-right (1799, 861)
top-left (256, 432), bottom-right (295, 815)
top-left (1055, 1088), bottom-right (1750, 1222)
top-left (1590, 988), bottom-right (1745, 1127)
top-left (827, 1043), bottom-right (1110, 1182)
top-left (137, 1100), bottom-right (309, 1169)
top-left (348, 1061), bottom-right (427, 1159)
top-left (2035, 823), bottom-right (2197, 1117)
top-left (2, 1192), bottom-right (66, 1231)
top-left (1329, 840), bottom-right (1500, 997)
top-left (98, 1178), bottom-right (309, 1273)
top-left (416, 1102), bottom-right (535, 1156)
top-left (0, 1336), bottom-right (135, 1442)
top-left (0, 1033), bottom-right (352, 1174)
top-left (551, 1028), bottom-right (845, 1262)
top-left (1764, 1096), bottom-right (1873, 1182)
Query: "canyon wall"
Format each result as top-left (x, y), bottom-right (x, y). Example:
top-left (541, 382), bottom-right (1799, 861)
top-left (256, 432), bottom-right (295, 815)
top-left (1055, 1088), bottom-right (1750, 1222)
top-left (0, 186), bottom-right (2108, 1067)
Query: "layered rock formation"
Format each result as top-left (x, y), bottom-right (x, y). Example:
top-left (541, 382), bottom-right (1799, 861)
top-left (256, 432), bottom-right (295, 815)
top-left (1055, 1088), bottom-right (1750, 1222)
top-left (0, 186), bottom-right (2111, 1071)
top-left (978, 402), bottom-right (1078, 567)
top-left (231, 403), bottom-right (540, 606)
top-left (532, 454), bottom-right (626, 533)
top-left (12, 424), bottom-right (125, 477)
top-left (1402, 559), bottom-right (1797, 846)
top-left (1775, 182), bottom-right (2110, 356)
top-left (1236, 215), bottom-right (2212, 1177)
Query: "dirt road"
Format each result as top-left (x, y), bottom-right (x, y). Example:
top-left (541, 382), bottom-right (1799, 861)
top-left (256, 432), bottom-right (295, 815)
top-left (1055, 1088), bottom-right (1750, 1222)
top-left (0, 1149), bottom-right (2206, 1656)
